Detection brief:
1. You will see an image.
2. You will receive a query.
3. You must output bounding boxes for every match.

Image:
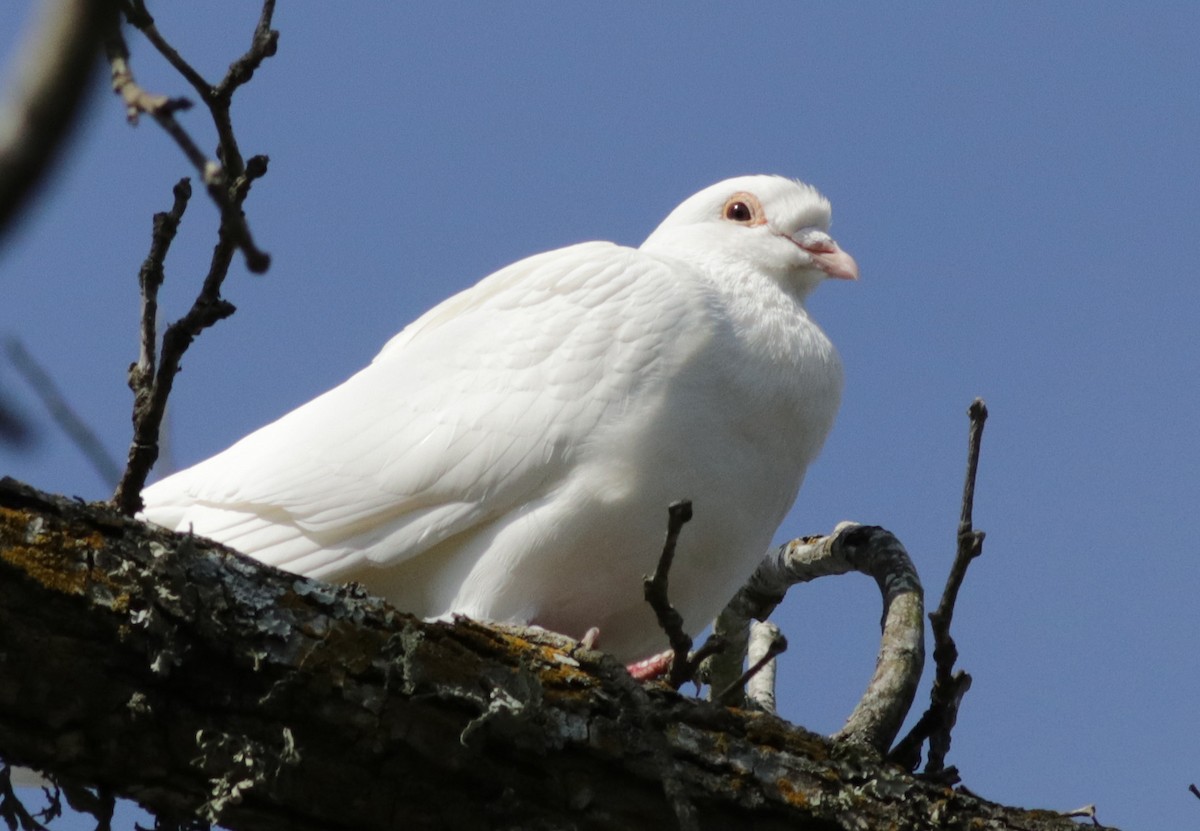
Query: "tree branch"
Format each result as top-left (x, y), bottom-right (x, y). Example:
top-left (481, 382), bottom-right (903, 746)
top-left (0, 0), bottom-right (116, 245)
top-left (110, 179), bottom-right (219, 516)
top-left (103, 20), bottom-right (270, 274)
top-left (717, 621), bottom-right (786, 709)
top-left (706, 523), bottom-right (924, 754)
top-left (891, 398), bottom-right (988, 775)
top-left (107, 4), bottom-right (277, 514)
top-left (0, 478), bottom-right (1111, 831)
top-left (643, 500), bottom-right (711, 689)
top-left (4, 338), bottom-right (121, 488)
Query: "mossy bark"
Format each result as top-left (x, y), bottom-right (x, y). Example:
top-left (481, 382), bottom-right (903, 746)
top-left (0, 478), bottom-right (1116, 831)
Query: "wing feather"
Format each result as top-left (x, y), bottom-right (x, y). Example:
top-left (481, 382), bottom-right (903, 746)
top-left (141, 241), bottom-right (702, 580)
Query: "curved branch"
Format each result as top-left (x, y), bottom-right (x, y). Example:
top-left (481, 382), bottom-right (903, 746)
top-left (0, 0), bottom-right (115, 243)
top-left (708, 523), bottom-right (925, 754)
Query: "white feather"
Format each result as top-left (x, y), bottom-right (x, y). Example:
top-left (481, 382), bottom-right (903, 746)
top-left (142, 175), bottom-right (855, 660)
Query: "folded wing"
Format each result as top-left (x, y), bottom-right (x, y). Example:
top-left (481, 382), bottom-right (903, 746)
top-left (141, 241), bottom-right (705, 581)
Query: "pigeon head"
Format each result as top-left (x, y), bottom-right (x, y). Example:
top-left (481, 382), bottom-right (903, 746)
top-left (640, 175), bottom-right (858, 297)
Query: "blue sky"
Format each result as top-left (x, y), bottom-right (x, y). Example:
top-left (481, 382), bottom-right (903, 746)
top-left (2, 4), bottom-right (1197, 829)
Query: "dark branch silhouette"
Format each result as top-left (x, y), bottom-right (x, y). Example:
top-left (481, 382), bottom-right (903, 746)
top-left (890, 398), bottom-right (988, 775)
top-left (107, 3), bottom-right (277, 515)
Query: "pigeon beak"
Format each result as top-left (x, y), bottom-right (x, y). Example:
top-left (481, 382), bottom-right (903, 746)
top-left (790, 230), bottom-right (859, 281)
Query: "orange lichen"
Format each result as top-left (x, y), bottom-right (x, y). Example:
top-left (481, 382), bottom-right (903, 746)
top-left (0, 505), bottom-right (113, 597)
top-left (775, 776), bottom-right (810, 808)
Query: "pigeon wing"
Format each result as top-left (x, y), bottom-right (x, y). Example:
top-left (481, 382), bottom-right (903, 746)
top-left (141, 241), bottom-right (707, 580)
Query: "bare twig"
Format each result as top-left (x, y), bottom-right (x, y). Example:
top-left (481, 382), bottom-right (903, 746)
top-left (108, 4), bottom-right (278, 514)
top-left (717, 622), bottom-right (786, 708)
top-left (5, 339), bottom-right (121, 488)
top-left (890, 398), bottom-right (988, 774)
top-left (112, 180), bottom-right (228, 515)
top-left (126, 0), bottom-right (278, 181)
top-left (1190, 783), bottom-right (1200, 801)
top-left (110, 178), bottom-right (192, 511)
top-left (133, 178), bottom-right (192, 400)
top-left (643, 500), bottom-right (700, 688)
top-left (103, 22), bottom-right (270, 273)
top-left (0, 0), bottom-right (115, 245)
top-left (210, 0), bottom-right (279, 175)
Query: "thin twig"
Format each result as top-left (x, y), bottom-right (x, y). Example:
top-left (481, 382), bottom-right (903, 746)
top-left (1190, 783), bottom-right (1200, 801)
top-left (127, 0), bottom-right (278, 183)
top-left (890, 398), bottom-right (988, 774)
top-left (110, 177), bottom-right (191, 511)
top-left (135, 178), bottom-right (192, 385)
top-left (111, 180), bottom-right (232, 515)
top-left (33, 781), bottom-right (63, 826)
top-left (122, 1), bottom-right (209, 98)
top-left (109, 4), bottom-right (277, 513)
top-left (937, 398), bottom-right (989, 635)
top-left (210, 0), bottom-right (279, 174)
top-left (5, 338), bottom-right (121, 488)
top-left (716, 624), bottom-right (786, 706)
top-left (643, 500), bottom-right (699, 689)
top-left (105, 14), bottom-right (271, 273)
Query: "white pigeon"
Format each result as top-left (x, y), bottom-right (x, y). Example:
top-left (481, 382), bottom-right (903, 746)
top-left (141, 175), bottom-right (857, 661)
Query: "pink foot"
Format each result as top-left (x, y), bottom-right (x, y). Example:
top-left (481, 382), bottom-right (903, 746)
top-left (573, 629), bottom-right (673, 682)
top-left (625, 649), bottom-right (674, 681)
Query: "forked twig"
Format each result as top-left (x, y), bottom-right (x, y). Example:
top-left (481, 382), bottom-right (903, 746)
top-left (107, 4), bottom-right (278, 514)
top-left (890, 398), bottom-right (988, 775)
top-left (103, 18), bottom-right (270, 274)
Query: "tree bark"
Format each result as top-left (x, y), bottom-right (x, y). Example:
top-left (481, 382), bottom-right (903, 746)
top-left (0, 478), bottom-right (1116, 831)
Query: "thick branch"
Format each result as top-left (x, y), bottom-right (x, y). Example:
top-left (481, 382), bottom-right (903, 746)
top-left (0, 478), bottom-right (1109, 831)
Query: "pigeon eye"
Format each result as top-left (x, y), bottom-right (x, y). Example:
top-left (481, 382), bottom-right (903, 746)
top-left (725, 202), bottom-right (752, 222)
top-left (722, 193), bottom-right (762, 225)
